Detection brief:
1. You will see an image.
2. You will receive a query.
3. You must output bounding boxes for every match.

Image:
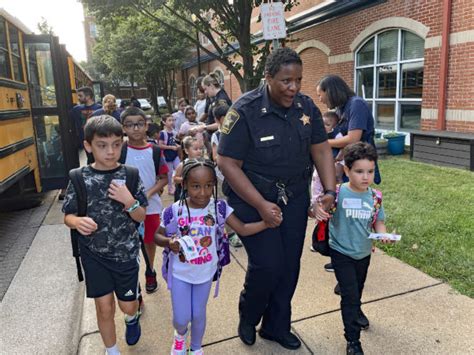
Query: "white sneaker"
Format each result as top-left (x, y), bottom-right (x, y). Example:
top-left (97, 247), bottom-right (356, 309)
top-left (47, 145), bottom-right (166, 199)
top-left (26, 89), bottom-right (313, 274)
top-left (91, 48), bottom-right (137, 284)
top-left (171, 330), bottom-right (188, 355)
top-left (188, 349), bottom-right (204, 355)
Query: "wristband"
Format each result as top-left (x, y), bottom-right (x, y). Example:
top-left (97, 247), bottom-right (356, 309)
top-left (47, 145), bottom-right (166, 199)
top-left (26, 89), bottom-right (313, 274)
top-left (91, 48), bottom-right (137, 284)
top-left (125, 200), bottom-right (140, 213)
top-left (324, 190), bottom-right (337, 199)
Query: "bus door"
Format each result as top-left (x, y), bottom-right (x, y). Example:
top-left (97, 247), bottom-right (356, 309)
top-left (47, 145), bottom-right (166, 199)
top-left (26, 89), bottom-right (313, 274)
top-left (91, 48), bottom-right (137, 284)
top-left (23, 34), bottom-right (79, 191)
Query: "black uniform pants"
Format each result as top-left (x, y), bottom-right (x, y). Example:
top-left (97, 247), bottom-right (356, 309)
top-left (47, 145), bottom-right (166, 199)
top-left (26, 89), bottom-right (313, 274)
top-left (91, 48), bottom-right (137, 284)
top-left (230, 189), bottom-right (310, 337)
top-left (330, 248), bottom-right (371, 342)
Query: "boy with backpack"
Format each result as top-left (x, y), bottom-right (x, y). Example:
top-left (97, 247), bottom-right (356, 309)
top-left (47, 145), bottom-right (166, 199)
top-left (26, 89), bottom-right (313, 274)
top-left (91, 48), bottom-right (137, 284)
top-left (120, 107), bottom-right (169, 294)
top-left (313, 142), bottom-right (394, 355)
top-left (63, 115), bottom-right (147, 354)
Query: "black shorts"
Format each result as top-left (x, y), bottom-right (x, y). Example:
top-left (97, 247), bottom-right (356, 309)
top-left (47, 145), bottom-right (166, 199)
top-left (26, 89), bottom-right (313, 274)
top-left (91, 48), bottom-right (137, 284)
top-left (80, 246), bottom-right (140, 302)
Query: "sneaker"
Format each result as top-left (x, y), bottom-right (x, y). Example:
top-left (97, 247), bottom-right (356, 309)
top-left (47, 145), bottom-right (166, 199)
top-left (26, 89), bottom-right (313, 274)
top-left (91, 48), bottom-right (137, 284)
top-left (346, 340), bottom-right (364, 355)
top-left (324, 262), bottom-right (335, 272)
top-left (229, 233), bottom-right (243, 248)
top-left (125, 314), bottom-right (141, 346)
top-left (171, 330), bottom-right (188, 355)
top-left (334, 283), bottom-right (341, 295)
top-left (145, 270), bottom-right (158, 294)
top-left (188, 349), bottom-right (204, 355)
top-left (357, 311), bottom-right (370, 330)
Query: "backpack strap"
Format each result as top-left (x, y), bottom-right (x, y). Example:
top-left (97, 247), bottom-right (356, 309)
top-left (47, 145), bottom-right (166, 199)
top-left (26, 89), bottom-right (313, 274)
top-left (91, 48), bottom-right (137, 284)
top-left (151, 143), bottom-right (162, 176)
top-left (68, 167), bottom-right (86, 282)
top-left (119, 142), bottom-right (128, 164)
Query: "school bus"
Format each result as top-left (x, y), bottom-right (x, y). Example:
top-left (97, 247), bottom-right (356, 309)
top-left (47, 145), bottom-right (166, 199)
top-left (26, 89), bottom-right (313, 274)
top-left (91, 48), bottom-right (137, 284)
top-left (0, 9), bottom-right (101, 199)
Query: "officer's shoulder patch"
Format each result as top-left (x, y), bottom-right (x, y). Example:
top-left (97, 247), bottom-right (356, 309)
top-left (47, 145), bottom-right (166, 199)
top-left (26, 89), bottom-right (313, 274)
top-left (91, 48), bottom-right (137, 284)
top-left (221, 109), bottom-right (240, 134)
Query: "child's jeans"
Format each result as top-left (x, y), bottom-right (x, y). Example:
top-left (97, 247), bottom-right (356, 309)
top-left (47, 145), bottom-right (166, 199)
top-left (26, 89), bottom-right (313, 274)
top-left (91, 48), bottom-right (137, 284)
top-left (166, 157), bottom-right (180, 193)
top-left (171, 276), bottom-right (213, 350)
top-left (330, 248), bottom-right (371, 342)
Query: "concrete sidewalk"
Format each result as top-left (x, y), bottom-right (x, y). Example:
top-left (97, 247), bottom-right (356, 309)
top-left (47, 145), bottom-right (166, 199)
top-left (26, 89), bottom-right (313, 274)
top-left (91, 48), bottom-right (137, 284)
top-left (1, 194), bottom-right (473, 354)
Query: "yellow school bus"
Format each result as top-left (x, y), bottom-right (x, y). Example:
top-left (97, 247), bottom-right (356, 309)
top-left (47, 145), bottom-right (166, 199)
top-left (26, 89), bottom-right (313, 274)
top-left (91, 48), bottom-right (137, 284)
top-left (0, 9), bottom-right (40, 196)
top-left (0, 9), bottom-right (101, 198)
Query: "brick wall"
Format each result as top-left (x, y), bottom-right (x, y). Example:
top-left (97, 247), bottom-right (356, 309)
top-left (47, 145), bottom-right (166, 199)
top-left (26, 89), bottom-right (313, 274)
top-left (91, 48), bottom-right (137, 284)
top-left (179, 0), bottom-right (474, 133)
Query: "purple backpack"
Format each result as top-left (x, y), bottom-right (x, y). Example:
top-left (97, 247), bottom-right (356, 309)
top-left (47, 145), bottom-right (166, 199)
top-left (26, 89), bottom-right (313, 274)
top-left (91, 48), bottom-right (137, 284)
top-left (161, 199), bottom-right (230, 297)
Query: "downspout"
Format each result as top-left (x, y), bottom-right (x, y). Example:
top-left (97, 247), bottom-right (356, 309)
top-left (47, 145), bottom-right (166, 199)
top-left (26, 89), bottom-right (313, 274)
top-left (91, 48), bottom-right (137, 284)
top-left (436, 0), bottom-right (452, 131)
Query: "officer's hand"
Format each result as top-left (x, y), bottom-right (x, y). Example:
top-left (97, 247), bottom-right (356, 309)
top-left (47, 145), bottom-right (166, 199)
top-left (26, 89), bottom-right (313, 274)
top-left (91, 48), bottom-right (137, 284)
top-left (319, 194), bottom-right (335, 213)
top-left (258, 201), bottom-right (282, 228)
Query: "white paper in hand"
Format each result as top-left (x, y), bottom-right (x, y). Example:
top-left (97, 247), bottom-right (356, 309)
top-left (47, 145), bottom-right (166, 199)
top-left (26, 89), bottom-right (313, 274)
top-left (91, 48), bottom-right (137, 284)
top-left (369, 233), bottom-right (401, 241)
top-left (178, 235), bottom-right (199, 261)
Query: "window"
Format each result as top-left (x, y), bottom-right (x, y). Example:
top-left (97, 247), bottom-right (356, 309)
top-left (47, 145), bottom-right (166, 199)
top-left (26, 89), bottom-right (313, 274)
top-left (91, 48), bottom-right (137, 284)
top-left (0, 19), bottom-right (11, 79)
top-left (9, 25), bottom-right (24, 82)
top-left (213, 69), bottom-right (225, 88)
top-left (89, 23), bottom-right (98, 38)
top-left (355, 29), bottom-right (424, 131)
top-left (189, 76), bottom-right (197, 104)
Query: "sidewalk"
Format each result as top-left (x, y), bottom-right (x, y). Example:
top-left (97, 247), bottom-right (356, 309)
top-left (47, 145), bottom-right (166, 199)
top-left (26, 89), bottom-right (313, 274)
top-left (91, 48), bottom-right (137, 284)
top-left (1, 193), bottom-right (473, 354)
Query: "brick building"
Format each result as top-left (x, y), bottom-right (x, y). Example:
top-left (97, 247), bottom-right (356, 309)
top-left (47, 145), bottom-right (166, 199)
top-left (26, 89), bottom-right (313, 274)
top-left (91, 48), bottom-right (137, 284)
top-left (176, 0), bottom-right (474, 137)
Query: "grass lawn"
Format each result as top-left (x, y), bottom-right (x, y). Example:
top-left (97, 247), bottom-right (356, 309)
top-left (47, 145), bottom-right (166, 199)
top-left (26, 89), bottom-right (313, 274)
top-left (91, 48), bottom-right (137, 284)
top-left (376, 156), bottom-right (474, 298)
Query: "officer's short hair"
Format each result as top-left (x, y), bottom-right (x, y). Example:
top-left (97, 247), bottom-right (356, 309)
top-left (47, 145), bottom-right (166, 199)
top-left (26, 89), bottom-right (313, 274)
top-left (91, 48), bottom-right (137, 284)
top-left (343, 142), bottom-right (377, 169)
top-left (317, 75), bottom-right (355, 109)
top-left (120, 106), bottom-right (147, 123)
top-left (213, 103), bottom-right (229, 121)
top-left (265, 47), bottom-right (302, 77)
top-left (84, 115), bottom-right (123, 143)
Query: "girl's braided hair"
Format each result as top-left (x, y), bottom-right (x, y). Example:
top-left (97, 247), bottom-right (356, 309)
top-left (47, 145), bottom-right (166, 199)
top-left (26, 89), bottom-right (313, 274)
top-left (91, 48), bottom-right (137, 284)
top-left (180, 158), bottom-right (219, 223)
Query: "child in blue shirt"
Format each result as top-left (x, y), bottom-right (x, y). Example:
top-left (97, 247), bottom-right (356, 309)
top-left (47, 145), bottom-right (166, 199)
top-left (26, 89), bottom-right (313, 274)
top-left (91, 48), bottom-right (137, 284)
top-left (314, 142), bottom-right (393, 355)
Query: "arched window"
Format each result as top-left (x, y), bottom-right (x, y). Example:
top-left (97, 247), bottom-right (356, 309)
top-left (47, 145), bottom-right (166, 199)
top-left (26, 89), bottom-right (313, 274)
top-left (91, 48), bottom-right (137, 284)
top-left (213, 68), bottom-right (225, 88)
top-left (189, 76), bottom-right (197, 104)
top-left (355, 29), bottom-right (424, 131)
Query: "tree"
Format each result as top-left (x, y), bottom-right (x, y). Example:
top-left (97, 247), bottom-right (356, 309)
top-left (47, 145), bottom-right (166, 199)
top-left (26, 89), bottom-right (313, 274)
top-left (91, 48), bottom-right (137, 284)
top-left (81, 0), bottom-right (299, 93)
top-left (37, 17), bottom-right (54, 35)
top-left (90, 12), bottom-right (191, 111)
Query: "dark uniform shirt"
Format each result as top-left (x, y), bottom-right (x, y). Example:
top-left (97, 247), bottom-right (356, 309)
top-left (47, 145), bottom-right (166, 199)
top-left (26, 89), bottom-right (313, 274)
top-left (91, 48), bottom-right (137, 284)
top-left (205, 89), bottom-right (232, 125)
top-left (218, 85), bottom-right (327, 180)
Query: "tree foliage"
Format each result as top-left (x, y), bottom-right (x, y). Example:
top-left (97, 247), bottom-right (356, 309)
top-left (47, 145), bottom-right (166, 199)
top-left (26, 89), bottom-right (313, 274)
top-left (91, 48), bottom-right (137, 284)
top-left (37, 17), bottom-right (54, 35)
top-left (89, 10), bottom-right (191, 111)
top-left (81, 0), bottom-right (299, 93)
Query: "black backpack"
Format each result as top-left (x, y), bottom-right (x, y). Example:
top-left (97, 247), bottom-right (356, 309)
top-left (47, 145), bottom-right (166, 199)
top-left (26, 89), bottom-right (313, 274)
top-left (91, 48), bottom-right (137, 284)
top-left (68, 165), bottom-right (151, 281)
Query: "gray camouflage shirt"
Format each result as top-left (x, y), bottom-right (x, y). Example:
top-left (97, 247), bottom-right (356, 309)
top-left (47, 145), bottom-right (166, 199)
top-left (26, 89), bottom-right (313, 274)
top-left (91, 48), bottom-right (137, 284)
top-left (62, 165), bottom-right (148, 262)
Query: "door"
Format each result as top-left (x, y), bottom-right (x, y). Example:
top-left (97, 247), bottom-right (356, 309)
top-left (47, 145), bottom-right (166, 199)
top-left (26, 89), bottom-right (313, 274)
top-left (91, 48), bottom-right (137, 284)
top-left (24, 34), bottom-right (79, 191)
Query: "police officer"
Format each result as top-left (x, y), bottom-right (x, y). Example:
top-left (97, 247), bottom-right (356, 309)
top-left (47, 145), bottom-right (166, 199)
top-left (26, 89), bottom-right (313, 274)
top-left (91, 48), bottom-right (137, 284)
top-left (217, 47), bottom-right (337, 350)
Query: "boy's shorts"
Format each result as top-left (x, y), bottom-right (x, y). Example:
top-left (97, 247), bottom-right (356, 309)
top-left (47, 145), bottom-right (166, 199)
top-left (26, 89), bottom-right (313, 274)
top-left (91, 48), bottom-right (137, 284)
top-left (80, 245), bottom-right (140, 302)
top-left (144, 214), bottom-right (160, 244)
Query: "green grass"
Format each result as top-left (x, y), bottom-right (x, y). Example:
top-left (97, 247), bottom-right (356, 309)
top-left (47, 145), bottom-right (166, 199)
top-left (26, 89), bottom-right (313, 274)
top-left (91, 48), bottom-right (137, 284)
top-left (376, 156), bottom-right (474, 298)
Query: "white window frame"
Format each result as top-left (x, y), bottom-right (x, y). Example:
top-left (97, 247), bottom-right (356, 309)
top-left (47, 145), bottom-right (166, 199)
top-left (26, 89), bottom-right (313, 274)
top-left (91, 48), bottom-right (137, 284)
top-left (354, 29), bottom-right (424, 132)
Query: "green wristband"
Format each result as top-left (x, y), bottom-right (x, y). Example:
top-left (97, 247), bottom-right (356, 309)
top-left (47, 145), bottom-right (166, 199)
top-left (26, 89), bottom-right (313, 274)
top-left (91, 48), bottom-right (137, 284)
top-left (126, 200), bottom-right (140, 213)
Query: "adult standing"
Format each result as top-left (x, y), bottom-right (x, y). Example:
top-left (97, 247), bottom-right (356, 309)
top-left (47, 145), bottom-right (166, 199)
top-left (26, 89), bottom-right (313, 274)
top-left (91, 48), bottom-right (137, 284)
top-left (218, 48), bottom-right (336, 350)
top-left (316, 75), bottom-right (381, 184)
top-left (91, 94), bottom-right (121, 122)
top-left (70, 86), bottom-right (102, 147)
top-left (202, 73), bottom-right (232, 156)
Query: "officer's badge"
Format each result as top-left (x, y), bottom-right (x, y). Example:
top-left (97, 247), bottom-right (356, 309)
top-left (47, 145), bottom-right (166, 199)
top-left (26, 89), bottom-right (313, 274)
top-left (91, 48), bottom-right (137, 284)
top-left (221, 109), bottom-right (240, 134)
top-left (300, 114), bottom-right (310, 126)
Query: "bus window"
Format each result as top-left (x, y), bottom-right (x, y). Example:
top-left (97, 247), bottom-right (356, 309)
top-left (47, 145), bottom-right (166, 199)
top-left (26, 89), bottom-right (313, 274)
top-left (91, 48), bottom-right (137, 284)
top-left (0, 19), bottom-right (11, 79)
top-left (26, 43), bottom-right (57, 108)
top-left (9, 25), bottom-right (24, 82)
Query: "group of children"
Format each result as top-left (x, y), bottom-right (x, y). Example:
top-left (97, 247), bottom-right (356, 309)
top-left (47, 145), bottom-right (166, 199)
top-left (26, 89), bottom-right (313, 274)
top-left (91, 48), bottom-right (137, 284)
top-left (63, 103), bottom-right (393, 355)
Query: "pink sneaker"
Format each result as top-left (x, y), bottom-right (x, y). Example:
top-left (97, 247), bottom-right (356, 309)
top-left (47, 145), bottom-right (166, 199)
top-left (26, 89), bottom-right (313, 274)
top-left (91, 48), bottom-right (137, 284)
top-left (171, 330), bottom-right (188, 355)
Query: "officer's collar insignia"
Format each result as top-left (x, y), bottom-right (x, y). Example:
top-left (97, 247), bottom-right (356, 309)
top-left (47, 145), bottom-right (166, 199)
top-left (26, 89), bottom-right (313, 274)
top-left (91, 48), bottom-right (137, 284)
top-left (300, 114), bottom-right (310, 126)
top-left (221, 109), bottom-right (240, 134)
top-left (261, 107), bottom-right (267, 113)
top-left (296, 102), bottom-right (302, 108)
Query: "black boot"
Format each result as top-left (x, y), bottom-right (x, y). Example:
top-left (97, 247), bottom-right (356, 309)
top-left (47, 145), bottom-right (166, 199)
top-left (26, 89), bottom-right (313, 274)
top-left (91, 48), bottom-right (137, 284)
top-left (356, 310), bottom-right (370, 330)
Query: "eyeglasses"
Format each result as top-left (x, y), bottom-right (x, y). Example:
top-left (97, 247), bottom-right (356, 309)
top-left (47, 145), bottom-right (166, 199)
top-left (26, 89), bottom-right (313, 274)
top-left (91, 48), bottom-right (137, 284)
top-left (123, 121), bottom-right (146, 129)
